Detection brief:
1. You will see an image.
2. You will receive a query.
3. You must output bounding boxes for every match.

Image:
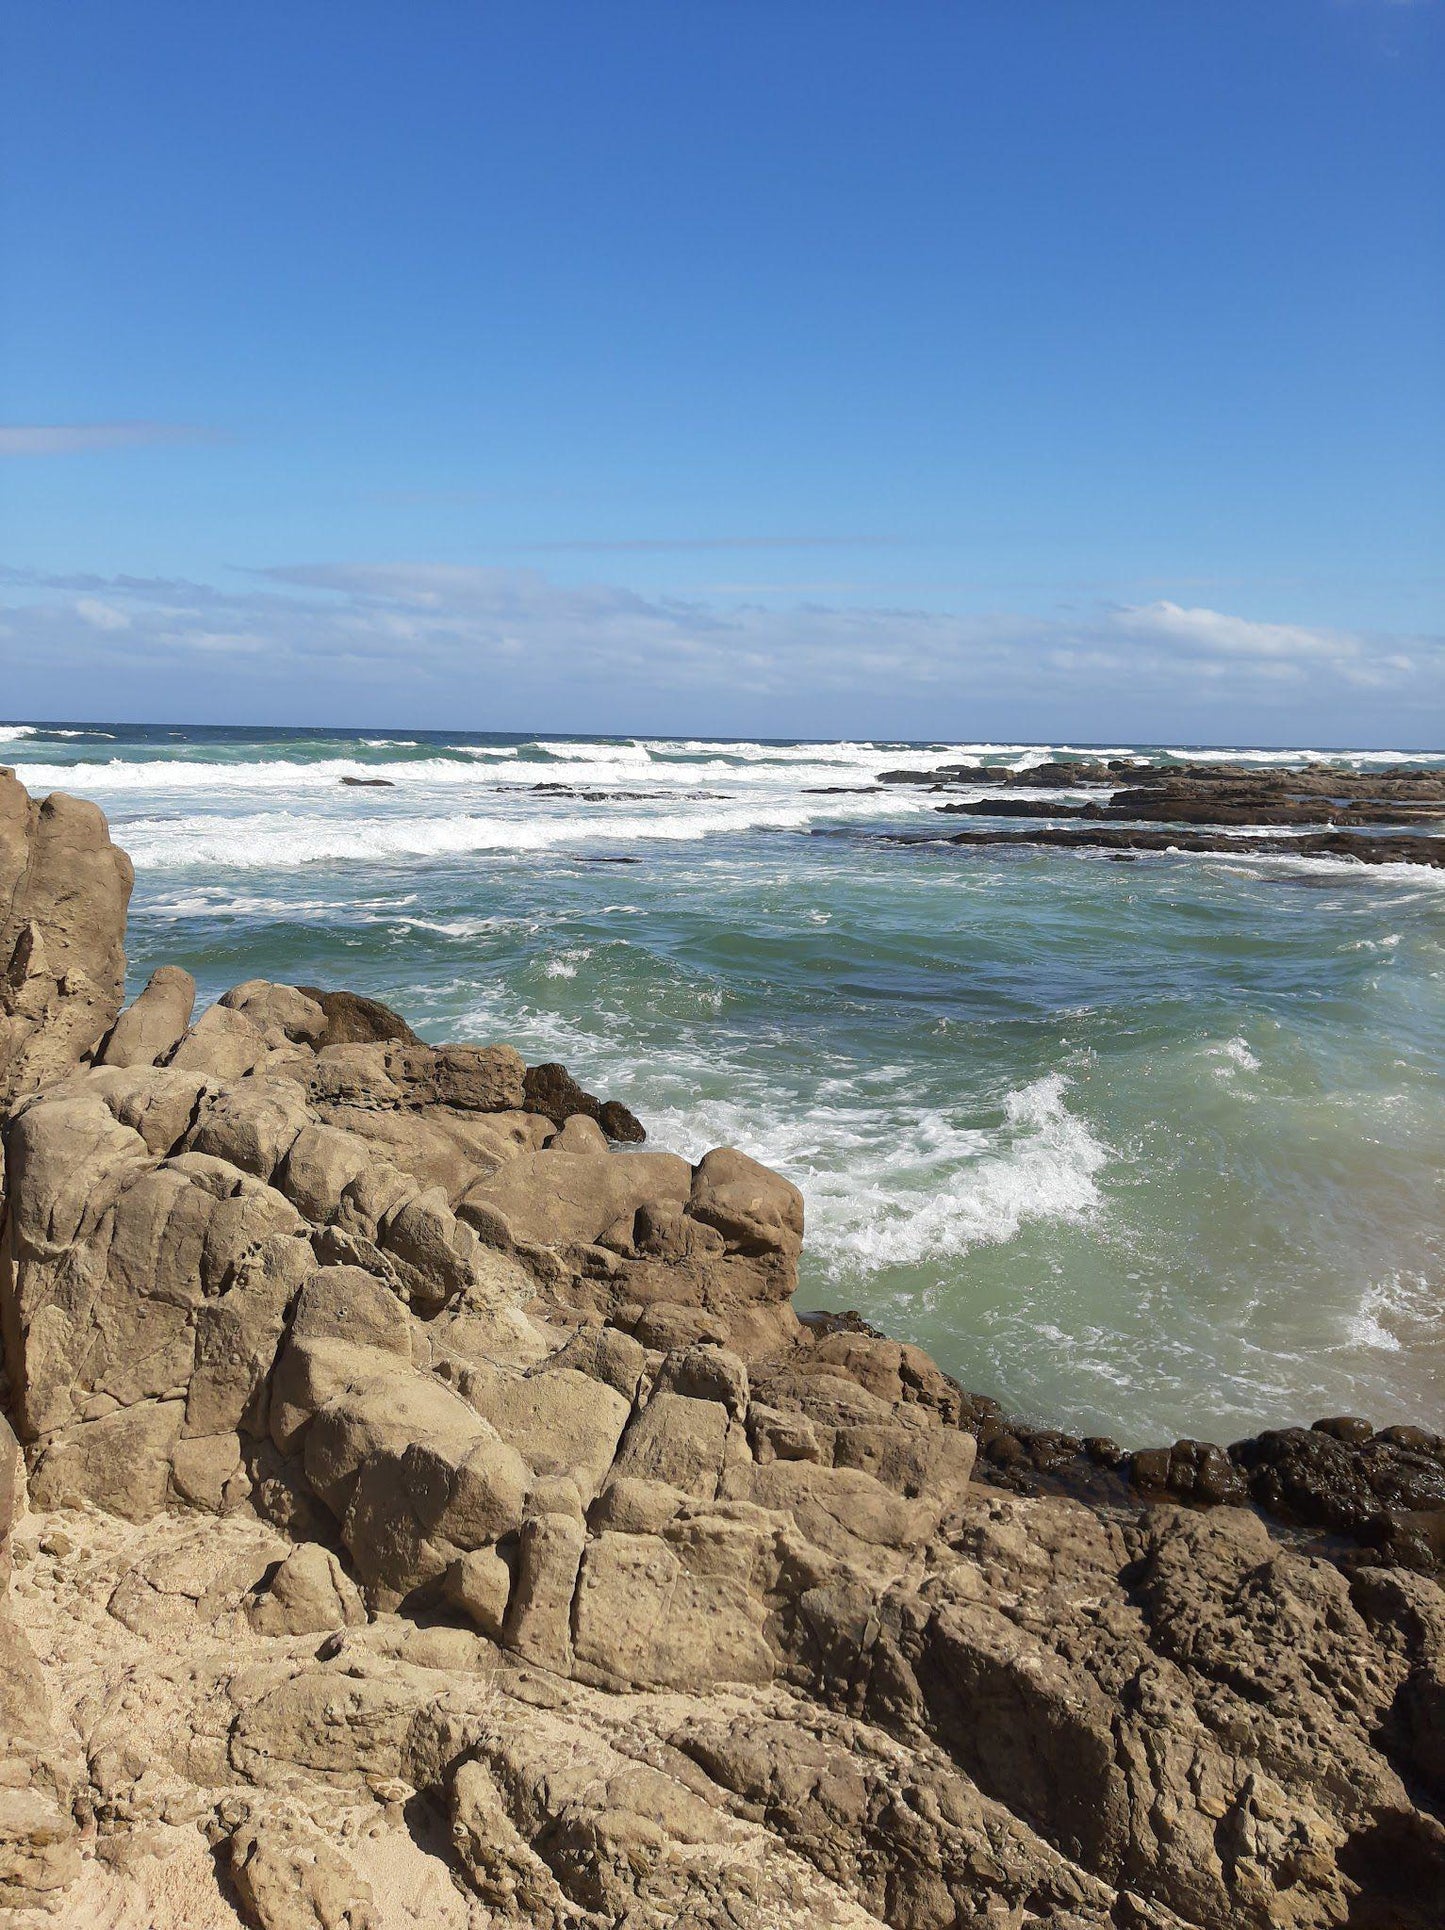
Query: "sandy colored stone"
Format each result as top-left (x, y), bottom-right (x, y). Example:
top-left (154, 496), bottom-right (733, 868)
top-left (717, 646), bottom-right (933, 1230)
top-left (610, 1390), bottom-right (732, 1500)
top-left (219, 978), bottom-right (328, 1046)
top-left (463, 1147), bottom-right (691, 1248)
top-left (168, 1001), bottom-right (273, 1078)
top-left (0, 773), bottom-right (133, 1110)
top-left (458, 1362), bottom-right (630, 1504)
top-left (228, 1809), bottom-right (378, 1929)
top-left (96, 964), bottom-right (196, 1069)
top-left (247, 1544), bottom-right (367, 1637)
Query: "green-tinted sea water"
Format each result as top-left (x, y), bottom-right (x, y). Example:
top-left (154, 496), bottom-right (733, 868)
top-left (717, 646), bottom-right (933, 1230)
top-left (6, 721), bottom-right (1441, 1445)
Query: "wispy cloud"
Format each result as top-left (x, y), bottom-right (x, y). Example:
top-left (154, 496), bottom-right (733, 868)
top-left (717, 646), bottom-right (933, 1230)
top-left (1110, 601), bottom-right (1363, 665)
top-left (0, 561), bottom-right (1436, 732)
top-left (0, 422), bottom-right (217, 457)
top-left (514, 535), bottom-right (900, 554)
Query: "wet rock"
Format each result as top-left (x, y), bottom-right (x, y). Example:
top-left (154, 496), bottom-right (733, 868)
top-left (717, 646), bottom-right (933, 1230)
top-left (1231, 1424), bottom-right (1445, 1536)
top-left (522, 1060), bottom-right (646, 1142)
top-left (1132, 1439), bottom-right (1250, 1507)
top-left (919, 825), bottom-right (1445, 867)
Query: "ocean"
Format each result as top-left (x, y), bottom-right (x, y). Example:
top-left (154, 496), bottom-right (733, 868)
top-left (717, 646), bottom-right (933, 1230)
top-left (4, 719), bottom-right (1441, 1447)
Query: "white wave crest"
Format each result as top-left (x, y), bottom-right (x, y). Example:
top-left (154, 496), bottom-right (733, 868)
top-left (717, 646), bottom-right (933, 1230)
top-left (533, 740), bottom-right (650, 764)
top-left (1208, 1036), bottom-right (1261, 1075)
top-left (639, 1070), bottom-right (1110, 1278)
top-left (118, 787), bottom-right (932, 869)
top-left (1346, 1271), bottom-right (1438, 1354)
top-left (8, 755), bottom-right (502, 793)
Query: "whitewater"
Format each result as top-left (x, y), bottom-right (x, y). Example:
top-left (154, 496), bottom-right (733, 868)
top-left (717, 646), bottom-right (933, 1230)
top-left (4, 719), bottom-right (1441, 1444)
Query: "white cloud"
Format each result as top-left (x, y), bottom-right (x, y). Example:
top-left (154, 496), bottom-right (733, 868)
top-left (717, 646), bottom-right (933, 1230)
top-left (1111, 600), bottom-right (1361, 666)
top-left (74, 597), bottom-right (130, 632)
top-left (0, 423), bottom-right (215, 456)
top-left (0, 561), bottom-right (1437, 736)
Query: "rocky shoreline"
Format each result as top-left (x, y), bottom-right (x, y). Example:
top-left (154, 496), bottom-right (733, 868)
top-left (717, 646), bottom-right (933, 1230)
top-left (1, 765), bottom-right (1442, 1928)
top-left (868, 755), bottom-right (1445, 866)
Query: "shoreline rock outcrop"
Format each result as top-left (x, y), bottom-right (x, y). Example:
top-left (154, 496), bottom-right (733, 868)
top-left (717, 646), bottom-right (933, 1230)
top-left (0, 768), bottom-right (1441, 1929)
top-left (0, 770), bottom-right (133, 1117)
top-left (867, 755), bottom-right (1445, 866)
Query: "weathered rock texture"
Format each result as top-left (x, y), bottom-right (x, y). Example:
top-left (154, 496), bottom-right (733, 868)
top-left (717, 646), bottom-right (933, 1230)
top-left (0, 769), bottom-right (133, 1116)
top-left (0, 771), bottom-right (1440, 1929)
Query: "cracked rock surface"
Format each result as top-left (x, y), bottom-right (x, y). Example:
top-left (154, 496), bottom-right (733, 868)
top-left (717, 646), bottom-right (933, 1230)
top-left (0, 770), bottom-right (1441, 1929)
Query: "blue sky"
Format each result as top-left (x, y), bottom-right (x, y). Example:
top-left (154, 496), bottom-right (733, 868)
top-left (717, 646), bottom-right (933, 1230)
top-left (1, 0), bottom-right (1441, 742)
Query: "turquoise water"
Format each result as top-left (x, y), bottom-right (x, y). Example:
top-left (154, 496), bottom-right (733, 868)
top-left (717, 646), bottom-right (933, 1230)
top-left (5, 720), bottom-right (1442, 1445)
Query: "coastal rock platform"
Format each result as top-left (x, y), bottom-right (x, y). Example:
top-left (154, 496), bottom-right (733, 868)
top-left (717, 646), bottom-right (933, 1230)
top-left (871, 756), bottom-right (1445, 866)
top-left (0, 768), bottom-right (1441, 1929)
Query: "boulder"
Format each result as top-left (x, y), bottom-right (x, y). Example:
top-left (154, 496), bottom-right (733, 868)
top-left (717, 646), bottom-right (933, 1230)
top-left (246, 1543), bottom-right (368, 1636)
top-left (0, 1415), bottom-right (19, 1592)
top-left (219, 978), bottom-right (328, 1045)
top-left (3, 1094), bottom-right (305, 1444)
top-left (0, 772), bottom-right (133, 1110)
top-left (462, 1147), bottom-right (691, 1248)
top-left (227, 1810), bottom-right (377, 1930)
top-left (653, 1341), bottom-right (750, 1417)
top-left (296, 985), bottom-right (420, 1048)
top-left (342, 1424), bottom-right (530, 1604)
top-left (268, 1269), bottom-right (415, 1453)
top-left (0, 1784), bottom-right (83, 1915)
top-left (502, 1510), bottom-right (587, 1673)
top-left (185, 1078), bottom-right (311, 1179)
top-left (723, 1459), bottom-right (944, 1562)
top-left (185, 1231), bottom-right (315, 1440)
top-left (522, 1060), bottom-right (646, 1142)
top-left (445, 1544), bottom-right (515, 1639)
top-left (689, 1147), bottom-right (804, 1268)
top-left (572, 1513), bottom-right (780, 1691)
top-left (86, 1061), bottom-right (212, 1155)
top-left (168, 1002), bottom-right (272, 1079)
top-left (545, 1112), bottom-right (609, 1156)
top-left (457, 1361), bottom-right (631, 1504)
top-left (378, 1186), bottom-right (480, 1309)
top-left (28, 1397), bottom-right (184, 1519)
top-left (96, 963), bottom-right (196, 1069)
top-left (609, 1391), bottom-right (732, 1501)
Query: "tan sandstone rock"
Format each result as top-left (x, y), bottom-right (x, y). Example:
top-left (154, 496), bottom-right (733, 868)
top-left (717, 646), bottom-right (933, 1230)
top-left (97, 963), bottom-right (197, 1069)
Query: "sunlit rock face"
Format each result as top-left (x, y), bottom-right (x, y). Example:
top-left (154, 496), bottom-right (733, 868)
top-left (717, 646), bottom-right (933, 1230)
top-left (0, 767), bottom-right (1442, 1930)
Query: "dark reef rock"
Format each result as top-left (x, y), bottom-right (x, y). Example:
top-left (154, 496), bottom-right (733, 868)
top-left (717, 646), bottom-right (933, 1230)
top-left (957, 1397), bottom-right (1445, 1573)
top-left (522, 1058), bottom-right (647, 1142)
top-left (875, 755), bottom-right (1445, 864)
top-left (894, 825), bottom-right (1445, 866)
top-left (1234, 1424), bottom-right (1445, 1541)
top-left (1132, 1438), bottom-right (1250, 1507)
top-left (297, 985), bottom-right (421, 1047)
